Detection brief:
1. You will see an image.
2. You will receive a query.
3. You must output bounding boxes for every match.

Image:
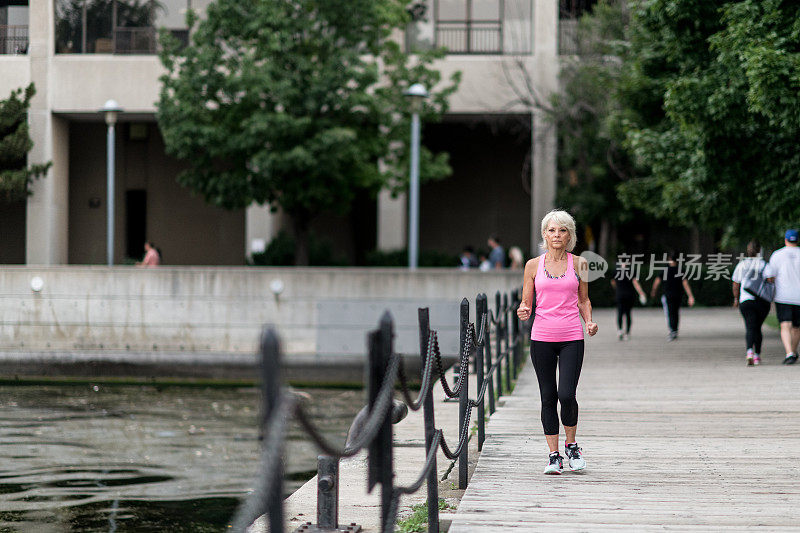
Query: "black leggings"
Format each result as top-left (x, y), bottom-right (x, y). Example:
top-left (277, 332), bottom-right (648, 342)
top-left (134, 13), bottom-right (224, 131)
top-left (616, 296), bottom-right (634, 332)
top-left (662, 295), bottom-right (681, 332)
top-left (739, 299), bottom-right (770, 353)
top-left (530, 340), bottom-right (584, 435)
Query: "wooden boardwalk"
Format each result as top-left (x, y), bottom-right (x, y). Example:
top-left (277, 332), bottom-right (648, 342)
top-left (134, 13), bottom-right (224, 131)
top-left (449, 307), bottom-right (800, 531)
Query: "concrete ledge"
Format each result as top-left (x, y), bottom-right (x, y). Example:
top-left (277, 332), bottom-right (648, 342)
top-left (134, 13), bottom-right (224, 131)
top-left (0, 351), bottom-right (457, 385)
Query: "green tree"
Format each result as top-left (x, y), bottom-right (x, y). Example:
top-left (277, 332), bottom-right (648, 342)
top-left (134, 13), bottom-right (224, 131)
top-left (550, 0), bottom-right (636, 255)
top-left (157, 0), bottom-right (459, 265)
top-left (0, 84), bottom-right (51, 200)
top-left (617, 0), bottom-right (800, 243)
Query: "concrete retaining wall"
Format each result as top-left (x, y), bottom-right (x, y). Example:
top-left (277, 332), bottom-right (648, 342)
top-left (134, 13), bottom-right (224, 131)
top-left (0, 267), bottom-right (520, 359)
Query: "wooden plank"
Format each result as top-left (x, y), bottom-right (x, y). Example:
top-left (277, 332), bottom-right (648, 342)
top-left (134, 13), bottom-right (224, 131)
top-left (449, 308), bottom-right (800, 531)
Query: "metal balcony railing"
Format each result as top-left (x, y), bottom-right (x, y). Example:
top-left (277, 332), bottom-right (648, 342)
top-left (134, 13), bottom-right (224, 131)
top-left (436, 20), bottom-right (503, 54)
top-left (0, 25), bottom-right (28, 55)
top-left (113, 26), bottom-right (157, 54)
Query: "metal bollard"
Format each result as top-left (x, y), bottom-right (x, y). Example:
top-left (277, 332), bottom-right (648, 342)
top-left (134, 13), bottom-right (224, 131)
top-left (458, 298), bottom-right (469, 490)
top-left (494, 292), bottom-right (503, 397)
top-left (476, 294), bottom-right (486, 451)
top-left (418, 308), bottom-right (439, 533)
top-left (260, 329), bottom-right (285, 533)
top-left (317, 455), bottom-right (339, 529)
top-left (504, 293), bottom-right (512, 386)
top-left (484, 296), bottom-right (495, 415)
top-left (511, 292), bottom-right (521, 376)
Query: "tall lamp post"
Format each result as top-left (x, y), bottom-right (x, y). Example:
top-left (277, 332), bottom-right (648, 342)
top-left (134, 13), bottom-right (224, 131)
top-left (102, 99), bottom-right (122, 266)
top-left (404, 83), bottom-right (428, 270)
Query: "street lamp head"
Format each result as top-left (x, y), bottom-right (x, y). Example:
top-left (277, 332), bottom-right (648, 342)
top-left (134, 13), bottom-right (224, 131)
top-left (102, 99), bottom-right (122, 125)
top-left (403, 83), bottom-right (429, 113)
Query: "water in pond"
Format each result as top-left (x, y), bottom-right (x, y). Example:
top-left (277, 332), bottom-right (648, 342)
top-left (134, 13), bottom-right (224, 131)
top-left (0, 384), bottom-right (364, 532)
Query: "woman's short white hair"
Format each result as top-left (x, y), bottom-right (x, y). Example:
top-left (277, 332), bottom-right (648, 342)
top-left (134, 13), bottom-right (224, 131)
top-left (540, 209), bottom-right (577, 252)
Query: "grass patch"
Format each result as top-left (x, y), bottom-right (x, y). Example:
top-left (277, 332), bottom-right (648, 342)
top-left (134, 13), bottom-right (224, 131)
top-left (397, 499), bottom-right (450, 533)
top-left (765, 314), bottom-right (779, 330)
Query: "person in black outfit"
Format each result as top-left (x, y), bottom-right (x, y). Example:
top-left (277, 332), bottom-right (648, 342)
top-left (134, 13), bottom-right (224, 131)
top-left (650, 252), bottom-right (696, 341)
top-left (610, 257), bottom-right (648, 340)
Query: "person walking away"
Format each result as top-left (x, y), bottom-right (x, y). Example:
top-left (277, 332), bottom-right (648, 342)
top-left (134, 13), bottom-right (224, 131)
top-left (732, 241), bottom-right (772, 365)
top-left (767, 229), bottom-right (800, 364)
top-left (487, 236), bottom-right (505, 269)
top-left (517, 209), bottom-right (598, 475)
top-left (610, 257), bottom-right (647, 340)
top-left (650, 252), bottom-right (695, 341)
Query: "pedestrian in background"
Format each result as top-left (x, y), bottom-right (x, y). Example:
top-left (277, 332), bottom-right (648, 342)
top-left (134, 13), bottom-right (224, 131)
top-left (478, 253), bottom-right (492, 272)
top-left (611, 256), bottom-right (648, 340)
top-left (650, 252), bottom-right (695, 341)
top-left (767, 229), bottom-right (800, 365)
top-left (517, 209), bottom-right (597, 475)
top-left (459, 246), bottom-right (478, 270)
top-left (487, 236), bottom-right (505, 269)
top-left (508, 246), bottom-right (524, 270)
top-left (731, 240), bottom-right (772, 366)
top-left (136, 241), bottom-right (161, 268)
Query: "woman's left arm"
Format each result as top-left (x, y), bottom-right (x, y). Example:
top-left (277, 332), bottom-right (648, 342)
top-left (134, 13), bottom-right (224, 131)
top-left (576, 256), bottom-right (598, 336)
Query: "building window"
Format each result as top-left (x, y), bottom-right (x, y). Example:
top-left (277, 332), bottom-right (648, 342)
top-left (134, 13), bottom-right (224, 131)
top-left (558, 0), bottom-right (598, 55)
top-left (433, 0), bottom-right (532, 55)
top-left (559, 0), bottom-right (598, 19)
top-left (0, 0), bottom-right (29, 55)
top-left (54, 0), bottom-right (210, 54)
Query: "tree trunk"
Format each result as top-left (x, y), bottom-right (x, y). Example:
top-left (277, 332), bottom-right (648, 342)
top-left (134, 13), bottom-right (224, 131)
top-left (691, 227), bottom-right (701, 256)
top-left (292, 215), bottom-right (310, 266)
top-left (598, 219), bottom-right (610, 258)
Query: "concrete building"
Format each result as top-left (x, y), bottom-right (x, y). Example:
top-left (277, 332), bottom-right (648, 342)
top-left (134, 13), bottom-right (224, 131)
top-left (1, 0), bottom-right (589, 266)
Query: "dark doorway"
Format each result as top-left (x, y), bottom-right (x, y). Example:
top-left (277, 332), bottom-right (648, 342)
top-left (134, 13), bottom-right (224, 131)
top-left (352, 189), bottom-right (377, 265)
top-left (0, 199), bottom-right (26, 264)
top-left (126, 189), bottom-right (146, 260)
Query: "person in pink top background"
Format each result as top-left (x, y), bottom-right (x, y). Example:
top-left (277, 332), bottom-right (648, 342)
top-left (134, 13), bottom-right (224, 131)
top-left (136, 241), bottom-right (161, 268)
top-left (517, 209), bottom-right (598, 475)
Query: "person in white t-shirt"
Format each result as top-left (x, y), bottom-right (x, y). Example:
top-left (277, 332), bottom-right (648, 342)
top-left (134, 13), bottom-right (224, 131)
top-left (767, 229), bottom-right (800, 364)
top-left (731, 241), bottom-right (772, 365)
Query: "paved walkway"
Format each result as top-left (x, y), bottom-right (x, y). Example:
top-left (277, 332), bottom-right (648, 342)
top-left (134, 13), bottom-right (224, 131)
top-left (449, 307), bottom-right (800, 531)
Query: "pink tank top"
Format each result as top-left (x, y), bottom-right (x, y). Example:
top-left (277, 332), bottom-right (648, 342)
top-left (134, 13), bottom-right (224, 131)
top-left (531, 253), bottom-right (584, 342)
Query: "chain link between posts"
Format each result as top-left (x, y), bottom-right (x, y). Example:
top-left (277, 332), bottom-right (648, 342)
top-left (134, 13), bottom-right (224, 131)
top-left (235, 292), bottom-right (521, 532)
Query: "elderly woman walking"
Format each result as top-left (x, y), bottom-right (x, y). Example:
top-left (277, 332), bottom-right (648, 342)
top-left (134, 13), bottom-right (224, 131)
top-left (517, 209), bottom-right (598, 474)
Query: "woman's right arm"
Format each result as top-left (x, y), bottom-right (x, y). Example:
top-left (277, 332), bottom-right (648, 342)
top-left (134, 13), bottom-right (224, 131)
top-left (649, 277), bottom-right (661, 299)
top-left (517, 257), bottom-right (538, 320)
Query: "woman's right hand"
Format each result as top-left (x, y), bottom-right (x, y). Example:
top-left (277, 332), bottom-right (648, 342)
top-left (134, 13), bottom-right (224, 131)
top-left (517, 302), bottom-right (531, 321)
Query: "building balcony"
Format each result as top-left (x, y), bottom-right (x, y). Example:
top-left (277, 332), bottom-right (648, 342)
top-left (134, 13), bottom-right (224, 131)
top-left (0, 25), bottom-right (28, 55)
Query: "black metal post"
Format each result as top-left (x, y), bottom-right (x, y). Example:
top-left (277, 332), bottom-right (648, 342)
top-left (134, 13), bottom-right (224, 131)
top-left (475, 294), bottom-right (486, 451)
top-left (367, 313), bottom-right (395, 532)
top-left (484, 295), bottom-right (495, 415)
top-left (418, 308), bottom-right (439, 533)
top-left (317, 455), bottom-right (339, 529)
top-left (494, 292), bottom-right (503, 397)
top-left (260, 329), bottom-right (284, 533)
top-left (458, 298), bottom-right (469, 490)
top-left (511, 291), bottom-right (521, 377)
top-left (504, 293), bottom-right (512, 386)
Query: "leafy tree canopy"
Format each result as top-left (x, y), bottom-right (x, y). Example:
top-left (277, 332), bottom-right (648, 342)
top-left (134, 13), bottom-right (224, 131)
top-left (617, 0), bottom-right (800, 243)
top-left (0, 84), bottom-right (51, 201)
top-left (550, 0), bottom-right (636, 248)
top-left (157, 0), bottom-right (460, 264)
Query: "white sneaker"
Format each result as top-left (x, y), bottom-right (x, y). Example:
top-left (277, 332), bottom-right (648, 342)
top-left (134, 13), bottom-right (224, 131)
top-left (543, 452), bottom-right (563, 475)
top-left (565, 443), bottom-right (586, 471)
top-left (617, 329), bottom-right (624, 341)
